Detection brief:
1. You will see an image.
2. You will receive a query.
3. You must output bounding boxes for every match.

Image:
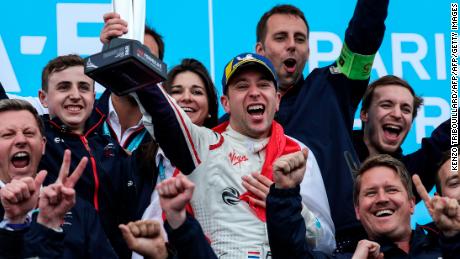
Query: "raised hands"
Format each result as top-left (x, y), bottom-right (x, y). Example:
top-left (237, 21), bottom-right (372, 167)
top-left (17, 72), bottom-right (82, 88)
top-left (0, 171), bottom-right (47, 224)
top-left (273, 148), bottom-right (308, 189)
top-left (352, 240), bottom-right (384, 259)
top-left (119, 220), bottom-right (167, 259)
top-left (100, 12), bottom-right (128, 44)
top-left (413, 174), bottom-right (460, 237)
top-left (37, 150), bottom-right (87, 229)
top-left (157, 174), bottom-right (195, 229)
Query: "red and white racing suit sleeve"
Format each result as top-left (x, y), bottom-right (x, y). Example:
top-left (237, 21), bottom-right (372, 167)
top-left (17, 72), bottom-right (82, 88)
top-left (132, 83), bottom-right (219, 175)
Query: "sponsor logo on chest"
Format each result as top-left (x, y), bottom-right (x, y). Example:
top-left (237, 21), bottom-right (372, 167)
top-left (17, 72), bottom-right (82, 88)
top-left (221, 187), bottom-right (240, 205)
top-left (228, 150), bottom-right (248, 166)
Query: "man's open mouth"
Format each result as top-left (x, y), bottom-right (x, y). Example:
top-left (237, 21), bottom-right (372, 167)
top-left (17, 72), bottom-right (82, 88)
top-left (11, 151), bottom-right (30, 168)
top-left (382, 124), bottom-right (402, 141)
top-left (65, 105), bottom-right (83, 112)
top-left (247, 104), bottom-right (265, 116)
top-left (374, 209), bottom-right (395, 217)
top-left (283, 58), bottom-right (297, 73)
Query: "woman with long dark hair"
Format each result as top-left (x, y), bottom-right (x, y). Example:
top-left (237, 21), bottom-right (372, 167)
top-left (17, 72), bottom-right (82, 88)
top-left (162, 58), bottom-right (218, 128)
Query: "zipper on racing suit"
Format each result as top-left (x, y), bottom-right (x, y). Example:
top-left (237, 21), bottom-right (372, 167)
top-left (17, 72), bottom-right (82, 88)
top-left (80, 136), bottom-right (100, 211)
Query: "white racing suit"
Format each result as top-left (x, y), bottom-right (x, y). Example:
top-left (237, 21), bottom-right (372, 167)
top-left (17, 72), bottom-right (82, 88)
top-left (133, 84), bottom-right (336, 258)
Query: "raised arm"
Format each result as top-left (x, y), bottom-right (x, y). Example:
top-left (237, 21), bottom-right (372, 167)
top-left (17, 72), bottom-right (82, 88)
top-left (344, 0), bottom-right (389, 55)
top-left (0, 172), bottom-right (46, 225)
top-left (331, 0), bottom-right (390, 127)
top-left (23, 150), bottom-right (88, 258)
top-left (413, 174), bottom-right (460, 237)
top-left (267, 149), bottom-right (335, 259)
top-left (100, 12), bottom-right (128, 44)
top-left (122, 174), bottom-right (218, 259)
top-left (160, 175), bottom-right (217, 259)
top-left (403, 118), bottom-right (451, 198)
top-left (413, 174), bottom-right (460, 257)
top-left (133, 84), bottom-right (219, 175)
top-left (0, 171), bottom-right (46, 258)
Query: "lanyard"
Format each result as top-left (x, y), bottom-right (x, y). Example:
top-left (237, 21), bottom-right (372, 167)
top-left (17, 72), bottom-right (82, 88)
top-left (158, 156), bottom-right (166, 182)
top-left (103, 121), bottom-right (146, 152)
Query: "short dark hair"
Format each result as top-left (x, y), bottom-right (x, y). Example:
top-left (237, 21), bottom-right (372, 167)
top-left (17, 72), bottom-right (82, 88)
top-left (41, 54), bottom-right (87, 91)
top-left (361, 75), bottom-right (423, 119)
top-left (256, 5), bottom-right (310, 43)
top-left (435, 149), bottom-right (456, 194)
top-left (353, 154), bottom-right (414, 205)
top-left (0, 99), bottom-right (44, 137)
top-left (162, 58), bottom-right (218, 128)
top-left (145, 25), bottom-right (165, 61)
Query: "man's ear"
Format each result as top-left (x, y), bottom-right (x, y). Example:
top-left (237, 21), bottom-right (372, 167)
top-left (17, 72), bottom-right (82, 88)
top-left (255, 42), bottom-right (265, 55)
top-left (220, 95), bottom-right (231, 114)
top-left (360, 110), bottom-right (368, 123)
top-left (354, 205), bottom-right (361, 220)
top-left (409, 197), bottom-right (416, 215)
top-left (38, 90), bottom-right (48, 108)
top-left (41, 137), bottom-right (46, 155)
top-left (275, 92), bottom-right (281, 112)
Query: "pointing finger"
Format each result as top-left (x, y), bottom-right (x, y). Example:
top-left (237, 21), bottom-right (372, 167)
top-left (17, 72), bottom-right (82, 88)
top-left (412, 174), bottom-right (432, 211)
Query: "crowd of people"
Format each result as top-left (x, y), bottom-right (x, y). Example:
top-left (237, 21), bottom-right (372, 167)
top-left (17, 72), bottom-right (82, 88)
top-left (0, 0), bottom-right (457, 258)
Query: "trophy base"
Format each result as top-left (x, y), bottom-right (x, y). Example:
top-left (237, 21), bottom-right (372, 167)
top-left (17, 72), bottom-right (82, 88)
top-left (84, 39), bottom-right (167, 96)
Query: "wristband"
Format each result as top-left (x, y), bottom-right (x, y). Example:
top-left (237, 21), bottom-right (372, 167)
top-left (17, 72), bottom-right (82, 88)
top-left (335, 43), bottom-right (375, 80)
top-left (0, 217), bottom-right (31, 231)
top-left (6, 222), bottom-right (30, 231)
